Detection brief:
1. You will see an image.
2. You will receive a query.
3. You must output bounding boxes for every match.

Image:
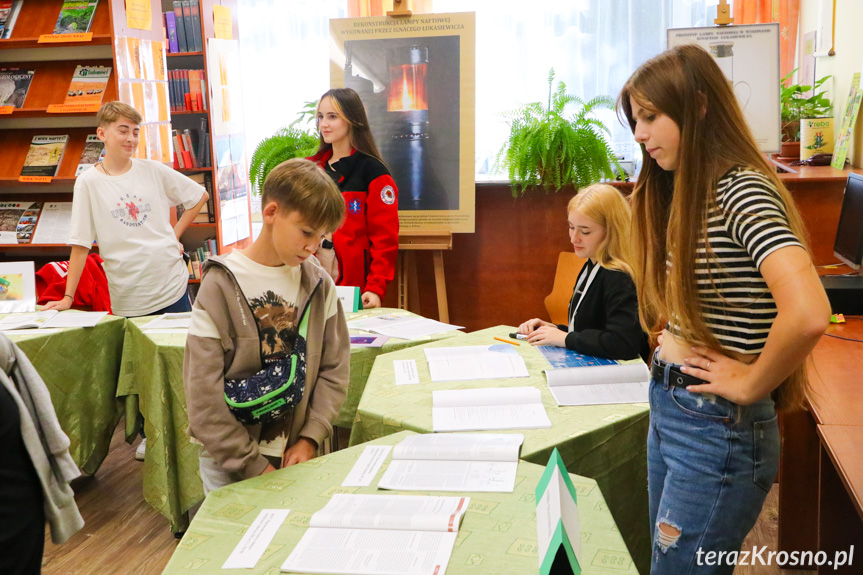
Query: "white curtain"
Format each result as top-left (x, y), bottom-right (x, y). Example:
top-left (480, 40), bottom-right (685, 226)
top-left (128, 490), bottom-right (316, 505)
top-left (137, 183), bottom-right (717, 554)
top-left (237, 0), bottom-right (719, 181)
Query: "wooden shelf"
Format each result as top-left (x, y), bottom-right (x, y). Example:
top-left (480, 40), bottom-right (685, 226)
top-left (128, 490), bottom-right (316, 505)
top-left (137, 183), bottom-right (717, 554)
top-left (176, 167), bottom-right (213, 174)
top-left (0, 127), bottom-right (99, 180)
top-left (172, 110), bottom-right (208, 115)
top-left (166, 51), bottom-right (204, 57)
top-left (0, 0), bottom-right (113, 46)
top-left (1, 59), bottom-right (117, 112)
top-left (188, 222), bottom-right (216, 228)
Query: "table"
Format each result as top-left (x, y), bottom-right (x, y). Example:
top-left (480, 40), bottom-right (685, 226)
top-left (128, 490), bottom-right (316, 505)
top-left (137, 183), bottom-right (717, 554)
top-left (339, 307), bottom-right (463, 427)
top-left (778, 319), bottom-right (863, 571)
top-left (3, 314), bottom-right (126, 475)
top-left (349, 326), bottom-right (651, 574)
top-left (116, 309), bottom-right (462, 533)
top-left (162, 431), bottom-right (639, 575)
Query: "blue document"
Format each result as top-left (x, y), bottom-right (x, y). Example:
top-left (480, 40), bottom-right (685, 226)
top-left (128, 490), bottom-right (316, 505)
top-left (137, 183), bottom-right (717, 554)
top-left (537, 346), bottom-right (616, 369)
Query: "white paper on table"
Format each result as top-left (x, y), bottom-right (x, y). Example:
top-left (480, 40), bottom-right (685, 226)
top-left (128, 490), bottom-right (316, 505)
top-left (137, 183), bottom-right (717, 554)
top-left (347, 313), bottom-right (463, 339)
top-left (379, 460), bottom-right (519, 492)
top-left (142, 329), bottom-right (190, 334)
top-left (40, 311), bottom-right (107, 328)
top-left (0, 311), bottom-right (58, 330)
top-left (432, 387), bottom-right (551, 432)
top-left (0, 328), bottom-right (62, 335)
top-left (545, 363), bottom-right (650, 406)
top-left (281, 528), bottom-right (457, 575)
top-left (391, 433), bottom-right (524, 462)
top-left (424, 345), bottom-right (529, 382)
top-left (222, 508), bottom-right (290, 569)
top-left (309, 493), bottom-right (468, 533)
top-left (342, 445), bottom-right (391, 487)
top-left (143, 312), bottom-right (192, 330)
top-left (393, 359), bottom-right (420, 385)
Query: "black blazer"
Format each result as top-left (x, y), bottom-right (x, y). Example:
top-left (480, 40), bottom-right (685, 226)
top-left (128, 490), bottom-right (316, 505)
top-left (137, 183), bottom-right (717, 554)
top-left (557, 261), bottom-right (649, 361)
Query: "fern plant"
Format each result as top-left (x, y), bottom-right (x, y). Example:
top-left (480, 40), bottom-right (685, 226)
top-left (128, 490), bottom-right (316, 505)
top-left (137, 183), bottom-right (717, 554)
top-left (249, 101), bottom-right (321, 196)
top-left (495, 69), bottom-right (621, 197)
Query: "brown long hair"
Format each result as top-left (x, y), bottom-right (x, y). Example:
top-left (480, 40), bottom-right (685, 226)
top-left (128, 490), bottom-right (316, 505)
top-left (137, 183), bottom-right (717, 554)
top-left (616, 44), bottom-right (811, 411)
top-left (314, 88), bottom-right (388, 169)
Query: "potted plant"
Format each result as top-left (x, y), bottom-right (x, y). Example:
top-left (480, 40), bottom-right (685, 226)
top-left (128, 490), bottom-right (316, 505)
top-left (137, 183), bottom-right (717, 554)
top-left (495, 69), bottom-right (621, 197)
top-left (780, 71), bottom-right (832, 158)
top-left (249, 101), bottom-right (320, 195)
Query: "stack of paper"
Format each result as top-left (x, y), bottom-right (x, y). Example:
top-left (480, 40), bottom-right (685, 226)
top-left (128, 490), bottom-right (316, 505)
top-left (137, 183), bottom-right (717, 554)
top-left (0, 310), bottom-right (106, 330)
top-left (545, 363), bottom-right (650, 406)
top-left (348, 313), bottom-right (463, 339)
top-left (281, 494), bottom-right (468, 575)
top-left (432, 387), bottom-right (552, 432)
top-left (143, 312), bottom-right (192, 330)
top-left (424, 345), bottom-right (529, 382)
top-left (379, 433), bottom-right (524, 492)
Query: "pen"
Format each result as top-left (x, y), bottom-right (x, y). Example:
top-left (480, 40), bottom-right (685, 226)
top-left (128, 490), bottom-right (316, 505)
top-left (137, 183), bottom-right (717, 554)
top-left (494, 336), bottom-right (520, 346)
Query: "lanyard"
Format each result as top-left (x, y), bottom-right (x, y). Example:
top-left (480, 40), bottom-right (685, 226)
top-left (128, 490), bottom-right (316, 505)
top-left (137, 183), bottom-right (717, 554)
top-left (569, 262), bottom-right (601, 331)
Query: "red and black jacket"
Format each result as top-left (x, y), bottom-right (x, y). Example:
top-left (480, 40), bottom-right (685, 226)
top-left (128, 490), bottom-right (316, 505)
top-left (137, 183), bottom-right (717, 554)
top-left (308, 149), bottom-right (399, 299)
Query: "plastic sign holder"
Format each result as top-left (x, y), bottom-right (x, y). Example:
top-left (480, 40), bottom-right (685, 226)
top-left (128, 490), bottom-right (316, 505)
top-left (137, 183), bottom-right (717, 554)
top-left (535, 448), bottom-right (581, 575)
top-left (39, 32), bottom-right (93, 43)
top-left (335, 286), bottom-right (361, 313)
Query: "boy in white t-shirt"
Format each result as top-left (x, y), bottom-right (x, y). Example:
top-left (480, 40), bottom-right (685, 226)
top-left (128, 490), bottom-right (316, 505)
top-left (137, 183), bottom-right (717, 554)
top-left (44, 102), bottom-right (209, 317)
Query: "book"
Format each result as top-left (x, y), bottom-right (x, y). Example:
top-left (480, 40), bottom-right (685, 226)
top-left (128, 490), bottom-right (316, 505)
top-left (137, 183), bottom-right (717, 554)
top-left (172, 1), bottom-right (188, 52)
top-left (832, 73), bottom-right (863, 170)
top-left (63, 65), bottom-right (112, 105)
top-left (188, 0), bottom-right (202, 52)
top-left (181, 1), bottom-right (195, 52)
top-left (164, 10), bottom-right (179, 53)
top-left (544, 362), bottom-right (650, 406)
top-left (280, 494), bottom-right (467, 575)
top-left (21, 135), bottom-right (69, 177)
top-left (378, 433), bottom-right (524, 492)
top-left (75, 135), bottom-right (106, 176)
top-left (432, 387), bottom-right (552, 432)
top-left (1, 0), bottom-right (22, 38)
top-left (54, 0), bottom-right (100, 34)
top-left (0, 310), bottom-right (106, 330)
top-left (537, 346), bottom-right (616, 369)
top-left (0, 68), bottom-right (35, 108)
top-left (0, 201), bottom-right (42, 245)
top-left (0, 311), bottom-right (59, 330)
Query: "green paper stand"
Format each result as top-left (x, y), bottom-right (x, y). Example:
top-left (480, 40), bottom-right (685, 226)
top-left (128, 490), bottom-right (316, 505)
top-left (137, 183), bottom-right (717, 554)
top-left (336, 286), bottom-right (361, 312)
top-left (536, 448), bottom-right (581, 575)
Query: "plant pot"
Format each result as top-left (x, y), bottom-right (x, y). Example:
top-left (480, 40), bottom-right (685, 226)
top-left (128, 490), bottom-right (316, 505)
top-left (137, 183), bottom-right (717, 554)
top-left (780, 140), bottom-right (800, 159)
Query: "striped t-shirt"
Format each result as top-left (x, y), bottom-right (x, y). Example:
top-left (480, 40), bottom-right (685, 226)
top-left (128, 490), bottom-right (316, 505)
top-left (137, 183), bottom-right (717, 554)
top-left (668, 169), bottom-right (803, 354)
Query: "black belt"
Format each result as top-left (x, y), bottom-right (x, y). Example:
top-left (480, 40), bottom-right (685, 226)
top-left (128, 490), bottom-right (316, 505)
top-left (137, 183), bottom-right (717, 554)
top-left (650, 356), bottom-right (708, 388)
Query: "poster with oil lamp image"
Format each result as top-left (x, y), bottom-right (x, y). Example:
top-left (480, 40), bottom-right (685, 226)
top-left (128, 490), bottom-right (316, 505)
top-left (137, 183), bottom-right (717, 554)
top-left (668, 23), bottom-right (780, 153)
top-left (329, 12), bottom-right (475, 233)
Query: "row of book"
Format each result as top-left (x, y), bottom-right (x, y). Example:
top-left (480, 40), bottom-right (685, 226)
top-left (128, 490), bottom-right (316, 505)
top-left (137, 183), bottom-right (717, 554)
top-left (0, 0), bottom-right (23, 38)
top-left (172, 121), bottom-right (210, 169)
top-left (0, 65), bottom-right (111, 109)
top-left (168, 69), bottom-right (207, 112)
top-left (20, 134), bottom-right (107, 178)
top-left (0, 0), bottom-right (100, 38)
top-left (176, 172), bottom-right (215, 223)
top-left (186, 238), bottom-right (218, 280)
top-left (164, 0), bottom-right (202, 54)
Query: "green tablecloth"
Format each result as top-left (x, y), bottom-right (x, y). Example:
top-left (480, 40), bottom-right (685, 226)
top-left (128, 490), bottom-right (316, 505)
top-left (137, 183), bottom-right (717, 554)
top-left (349, 326), bottom-right (651, 574)
top-left (162, 431), bottom-right (638, 575)
top-left (3, 314), bottom-right (126, 475)
top-left (116, 309), bottom-right (462, 533)
top-left (117, 316), bottom-right (201, 533)
top-left (340, 308), bottom-right (463, 427)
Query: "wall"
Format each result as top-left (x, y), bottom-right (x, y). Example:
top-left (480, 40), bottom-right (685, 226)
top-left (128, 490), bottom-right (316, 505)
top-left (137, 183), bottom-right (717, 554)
top-left (799, 0), bottom-right (863, 166)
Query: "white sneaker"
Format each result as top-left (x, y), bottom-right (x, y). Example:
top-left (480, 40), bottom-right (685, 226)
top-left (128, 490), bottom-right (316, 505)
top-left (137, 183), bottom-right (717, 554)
top-left (135, 437), bottom-right (147, 461)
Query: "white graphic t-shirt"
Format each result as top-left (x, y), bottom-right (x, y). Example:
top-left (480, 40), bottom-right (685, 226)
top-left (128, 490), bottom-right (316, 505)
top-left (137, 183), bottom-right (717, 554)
top-left (68, 159), bottom-right (205, 316)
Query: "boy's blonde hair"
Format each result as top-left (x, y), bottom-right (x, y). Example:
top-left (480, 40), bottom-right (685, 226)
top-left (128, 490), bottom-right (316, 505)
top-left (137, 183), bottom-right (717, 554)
top-left (263, 159), bottom-right (345, 232)
top-left (568, 184), bottom-right (634, 278)
top-left (97, 101), bottom-right (142, 127)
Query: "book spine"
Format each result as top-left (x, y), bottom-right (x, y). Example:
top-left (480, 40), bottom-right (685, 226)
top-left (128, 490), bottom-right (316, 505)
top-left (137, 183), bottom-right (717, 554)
top-left (205, 173), bottom-right (215, 222)
top-left (165, 11), bottom-right (179, 54)
top-left (198, 70), bottom-right (207, 110)
top-left (189, 0), bottom-right (203, 52)
top-left (168, 70), bottom-right (176, 112)
top-left (181, 1), bottom-right (195, 52)
top-left (172, 1), bottom-right (188, 52)
top-left (182, 130), bottom-right (197, 167)
top-left (172, 130), bottom-right (186, 169)
top-left (182, 70), bottom-right (190, 112)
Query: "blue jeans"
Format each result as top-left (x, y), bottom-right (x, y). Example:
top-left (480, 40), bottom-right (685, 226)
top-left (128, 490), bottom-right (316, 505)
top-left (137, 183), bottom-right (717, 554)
top-left (148, 291), bottom-right (192, 315)
top-left (647, 360), bottom-right (779, 574)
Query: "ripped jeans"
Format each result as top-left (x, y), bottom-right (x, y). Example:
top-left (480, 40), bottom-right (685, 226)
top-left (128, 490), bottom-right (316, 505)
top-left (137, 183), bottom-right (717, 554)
top-left (647, 360), bottom-right (779, 574)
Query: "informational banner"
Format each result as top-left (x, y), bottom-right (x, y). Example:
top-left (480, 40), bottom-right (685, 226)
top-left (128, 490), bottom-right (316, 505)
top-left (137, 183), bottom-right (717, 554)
top-left (668, 23), bottom-right (780, 153)
top-left (329, 12), bottom-right (476, 233)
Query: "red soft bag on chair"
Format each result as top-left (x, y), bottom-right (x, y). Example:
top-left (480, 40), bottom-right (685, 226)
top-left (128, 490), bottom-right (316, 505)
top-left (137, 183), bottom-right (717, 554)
top-left (36, 254), bottom-right (112, 313)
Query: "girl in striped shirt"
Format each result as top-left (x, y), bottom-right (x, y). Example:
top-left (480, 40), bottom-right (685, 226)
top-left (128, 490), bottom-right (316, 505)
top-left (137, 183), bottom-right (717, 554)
top-left (617, 44), bottom-right (830, 574)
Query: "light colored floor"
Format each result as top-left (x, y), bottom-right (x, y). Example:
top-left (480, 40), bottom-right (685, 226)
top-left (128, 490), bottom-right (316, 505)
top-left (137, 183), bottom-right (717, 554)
top-left (42, 423), bottom-right (810, 574)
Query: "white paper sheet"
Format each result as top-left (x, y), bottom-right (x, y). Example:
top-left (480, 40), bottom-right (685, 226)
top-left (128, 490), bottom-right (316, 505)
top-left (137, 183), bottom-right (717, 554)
top-left (393, 359), bottom-right (420, 385)
top-left (347, 313), bottom-right (463, 339)
top-left (391, 433), bottom-right (524, 462)
top-left (379, 460), bottom-right (519, 492)
top-left (309, 494), bottom-right (468, 533)
top-left (31, 202), bottom-right (73, 245)
top-left (0, 311), bottom-right (58, 330)
top-left (342, 445), bottom-right (391, 487)
top-left (424, 345), bottom-right (529, 382)
top-left (545, 363), bottom-right (650, 406)
top-left (40, 311), bottom-right (107, 328)
top-left (432, 387), bottom-right (551, 432)
top-left (143, 312), bottom-right (192, 330)
top-left (222, 508), bottom-right (290, 569)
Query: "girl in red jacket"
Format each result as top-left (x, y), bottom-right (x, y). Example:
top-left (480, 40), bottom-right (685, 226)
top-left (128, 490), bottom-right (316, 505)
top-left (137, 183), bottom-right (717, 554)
top-left (308, 88), bottom-right (399, 308)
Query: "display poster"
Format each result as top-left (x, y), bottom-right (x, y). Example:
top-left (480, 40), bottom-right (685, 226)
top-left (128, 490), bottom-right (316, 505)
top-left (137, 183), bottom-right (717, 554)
top-left (125, 0), bottom-right (152, 31)
top-left (213, 5), bottom-right (233, 40)
top-left (329, 12), bottom-right (476, 233)
top-left (668, 23), bottom-right (780, 153)
top-left (207, 38), bottom-right (244, 137)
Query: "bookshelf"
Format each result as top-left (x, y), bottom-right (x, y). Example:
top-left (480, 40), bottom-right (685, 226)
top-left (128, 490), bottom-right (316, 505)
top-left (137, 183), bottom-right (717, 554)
top-left (0, 0), bottom-right (252, 277)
